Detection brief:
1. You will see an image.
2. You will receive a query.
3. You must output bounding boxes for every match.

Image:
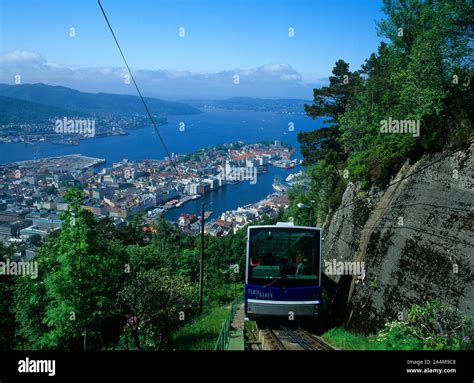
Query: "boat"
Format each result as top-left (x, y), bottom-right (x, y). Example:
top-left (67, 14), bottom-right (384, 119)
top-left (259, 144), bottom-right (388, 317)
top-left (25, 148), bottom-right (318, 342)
top-left (272, 176), bottom-right (287, 192)
top-left (272, 183), bottom-right (287, 192)
top-left (285, 171), bottom-right (302, 182)
top-left (148, 207), bottom-right (165, 216)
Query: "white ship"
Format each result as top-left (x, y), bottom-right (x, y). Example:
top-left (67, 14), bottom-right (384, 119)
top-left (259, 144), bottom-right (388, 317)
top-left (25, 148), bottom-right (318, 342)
top-left (272, 183), bottom-right (287, 192)
top-left (272, 176), bottom-right (287, 192)
top-left (286, 171), bottom-right (302, 183)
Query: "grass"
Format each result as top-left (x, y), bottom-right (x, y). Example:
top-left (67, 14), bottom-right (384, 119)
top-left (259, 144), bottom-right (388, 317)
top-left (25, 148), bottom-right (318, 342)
top-left (321, 327), bottom-right (387, 350)
top-left (169, 305), bottom-right (230, 350)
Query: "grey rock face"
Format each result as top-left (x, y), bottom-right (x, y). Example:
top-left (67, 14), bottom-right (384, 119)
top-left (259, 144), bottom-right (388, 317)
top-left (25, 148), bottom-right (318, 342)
top-left (324, 145), bottom-right (474, 333)
top-left (322, 182), bottom-right (371, 283)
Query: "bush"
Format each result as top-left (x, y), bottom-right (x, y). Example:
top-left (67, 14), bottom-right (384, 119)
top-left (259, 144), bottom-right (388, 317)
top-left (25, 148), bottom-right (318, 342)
top-left (377, 300), bottom-right (474, 350)
top-left (346, 151), bottom-right (370, 189)
top-left (118, 269), bottom-right (197, 350)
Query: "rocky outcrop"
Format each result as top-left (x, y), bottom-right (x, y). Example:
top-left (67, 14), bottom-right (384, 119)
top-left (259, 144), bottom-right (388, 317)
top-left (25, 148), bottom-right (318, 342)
top-left (322, 182), bottom-right (367, 283)
top-left (323, 144), bottom-right (474, 333)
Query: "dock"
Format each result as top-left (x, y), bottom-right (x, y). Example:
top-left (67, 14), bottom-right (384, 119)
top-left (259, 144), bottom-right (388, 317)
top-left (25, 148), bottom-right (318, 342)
top-left (10, 154), bottom-right (106, 170)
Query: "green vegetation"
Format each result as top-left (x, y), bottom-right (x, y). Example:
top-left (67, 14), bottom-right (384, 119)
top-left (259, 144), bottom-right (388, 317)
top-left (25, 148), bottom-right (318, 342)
top-left (0, 243), bottom-right (16, 351)
top-left (170, 305), bottom-right (230, 350)
top-left (14, 188), bottom-right (129, 350)
top-left (322, 328), bottom-right (387, 350)
top-left (2, 0), bottom-right (472, 352)
top-left (0, 188), bottom-right (276, 351)
top-left (378, 300), bottom-right (473, 350)
top-left (287, 0), bottom-right (473, 351)
top-left (28, 234), bottom-right (43, 248)
top-left (289, 0), bottom-right (473, 225)
top-left (323, 300), bottom-right (474, 350)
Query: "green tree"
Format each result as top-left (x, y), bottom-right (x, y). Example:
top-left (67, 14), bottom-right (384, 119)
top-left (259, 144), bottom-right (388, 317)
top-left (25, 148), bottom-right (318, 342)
top-left (41, 185), bottom-right (56, 196)
top-left (29, 234), bottom-right (43, 247)
top-left (176, 248), bottom-right (199, 280)
top-left (290, 0), bottom-right (473, 225)
top-left (14, 188), bottom-right (127, 350)
top-left (118, 269), bottom-right (196, 350)
top-left (299, 60), bottom-right (360, 167)
top-left (376, 0), bottom-right (474, 146)
top-left (0, 243), bottom-right (16, 350)
top-left (305, 59), bottom-right (360, 125)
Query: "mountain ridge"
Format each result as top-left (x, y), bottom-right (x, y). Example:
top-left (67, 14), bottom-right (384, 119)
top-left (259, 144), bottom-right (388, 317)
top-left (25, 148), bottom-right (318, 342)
top-left (0, 83), bottom-right (202, 117)
top-left (0, 96), bottom-right (84, 125)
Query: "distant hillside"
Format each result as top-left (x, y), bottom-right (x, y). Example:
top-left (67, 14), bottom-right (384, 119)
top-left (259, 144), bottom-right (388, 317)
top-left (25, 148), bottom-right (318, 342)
top-left (0, 96), bottom-right (83, 124)
top-left (187, 97), bottom-right (312, 113)
top-left (0, 83), bottom-right (202, 117)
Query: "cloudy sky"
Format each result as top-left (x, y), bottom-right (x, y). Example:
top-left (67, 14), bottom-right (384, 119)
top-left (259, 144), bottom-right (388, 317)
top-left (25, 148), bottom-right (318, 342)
top-left (0, 0), bottom-right (384, 100)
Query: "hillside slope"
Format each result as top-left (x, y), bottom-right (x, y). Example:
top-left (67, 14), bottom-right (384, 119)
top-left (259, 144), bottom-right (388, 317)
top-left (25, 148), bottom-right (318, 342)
top-left (0, 96), bottom-right (83, 124)
top-left (323, 144), bottom-right (474, 333)
top-left (0, 83), bottom-right (202, 116)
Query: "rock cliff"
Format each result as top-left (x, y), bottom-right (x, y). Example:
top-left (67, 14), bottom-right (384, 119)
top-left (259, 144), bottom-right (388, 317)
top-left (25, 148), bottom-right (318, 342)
top-left (322, 144), bottom-right (474, 333)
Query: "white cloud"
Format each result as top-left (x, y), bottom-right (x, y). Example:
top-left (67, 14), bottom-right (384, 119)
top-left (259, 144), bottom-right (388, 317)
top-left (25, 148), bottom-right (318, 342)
top-left (0, 50), bottom-right (45, 64)
top-left (0, 50), bottom-right (319, 99)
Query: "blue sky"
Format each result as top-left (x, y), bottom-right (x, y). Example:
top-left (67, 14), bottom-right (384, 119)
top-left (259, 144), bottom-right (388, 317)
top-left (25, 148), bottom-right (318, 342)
top-left (0, 0), bottom-right (385, 99)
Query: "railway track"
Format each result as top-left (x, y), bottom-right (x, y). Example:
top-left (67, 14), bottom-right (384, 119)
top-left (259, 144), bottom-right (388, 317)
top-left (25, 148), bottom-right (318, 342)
top-left (259, 328), bottom-right (286, 350)
top-left (254, 323), bottom-right (337, 351)
top-left (282, 326), bottom-right (337, 350)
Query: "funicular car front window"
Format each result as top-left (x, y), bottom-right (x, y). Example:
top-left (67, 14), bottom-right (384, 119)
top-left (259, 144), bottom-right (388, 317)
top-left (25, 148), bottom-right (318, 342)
top-left (249, 228), bottom-right (319, 281)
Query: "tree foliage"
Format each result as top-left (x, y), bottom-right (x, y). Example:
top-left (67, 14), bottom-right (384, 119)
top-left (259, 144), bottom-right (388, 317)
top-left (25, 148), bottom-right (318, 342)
top-left (10, 187), bottom-right (259, 350)
top-left (118, 269), bottom-right (196, 350)
top-left (0, 243), bottom-right (16, 350)
top-left (291, 0), bottom-right (473, 225)
top-left (15, 189), bottom-right (127, 350)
